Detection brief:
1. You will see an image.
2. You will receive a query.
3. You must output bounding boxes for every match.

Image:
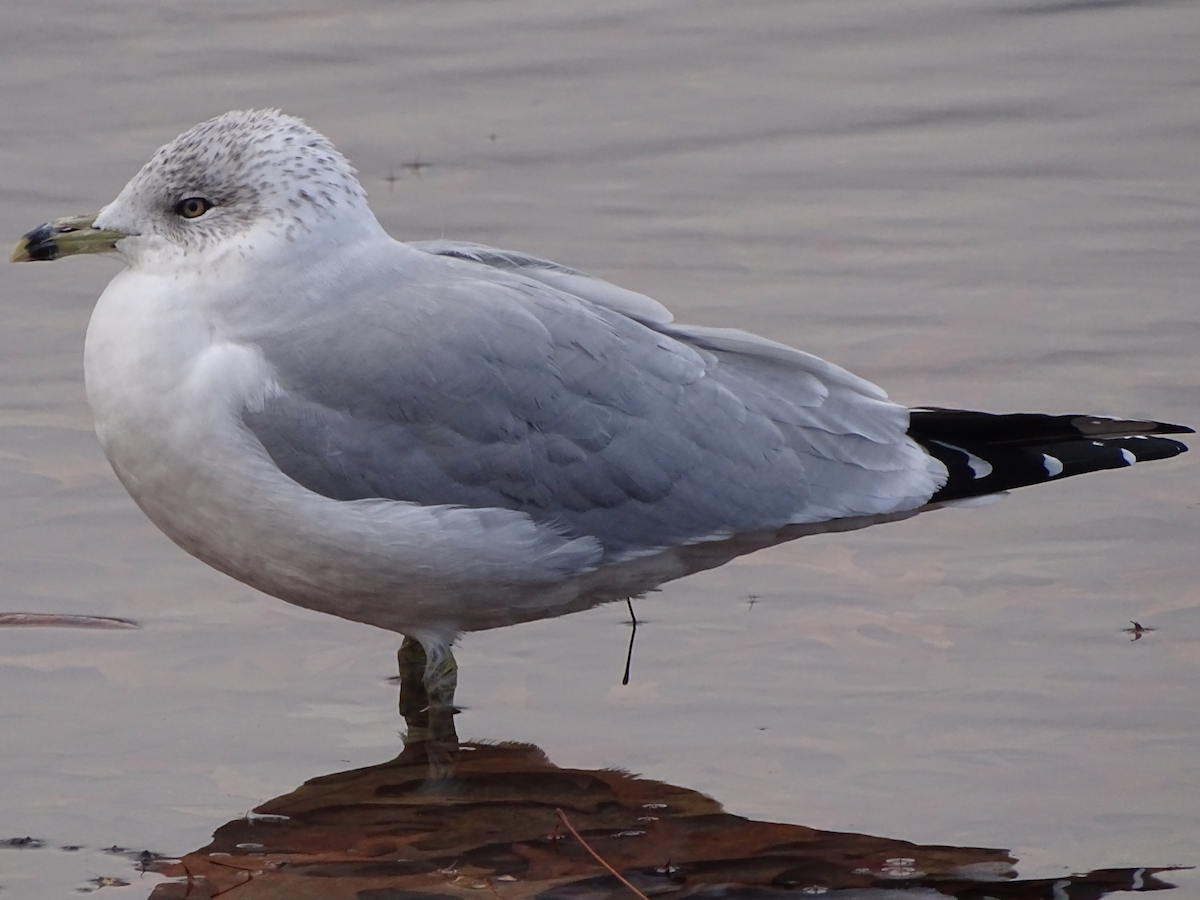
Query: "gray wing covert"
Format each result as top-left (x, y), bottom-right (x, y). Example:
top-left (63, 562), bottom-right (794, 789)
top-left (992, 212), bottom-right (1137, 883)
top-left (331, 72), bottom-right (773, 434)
top-left (657, 323), bottom-right (944, 521)
top-left (243, 251), bottom-right (938, 558)
top-left (407, 240), bottom-right (674, 326)
top-left (409, 241), bottom-right (941, 517)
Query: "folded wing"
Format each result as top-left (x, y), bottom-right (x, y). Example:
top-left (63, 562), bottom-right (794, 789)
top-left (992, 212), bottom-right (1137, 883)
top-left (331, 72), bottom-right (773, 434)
top-left (242, 242), bottom-right (946, 559)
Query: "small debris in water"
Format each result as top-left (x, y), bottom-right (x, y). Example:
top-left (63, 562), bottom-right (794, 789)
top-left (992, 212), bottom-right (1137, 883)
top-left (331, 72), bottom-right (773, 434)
top-left (1125, 620), bottom-right (1154, 640)
top-left (0, 613), bottom-right (139, 629)
top-left (85, 875), bottom-right (131, 888)
top-left (1, 836), bottom-right (45, 848)
top-left (881, 857), bottom-right (919, 877)
top-left (244, 811), bottom-right (290, 823)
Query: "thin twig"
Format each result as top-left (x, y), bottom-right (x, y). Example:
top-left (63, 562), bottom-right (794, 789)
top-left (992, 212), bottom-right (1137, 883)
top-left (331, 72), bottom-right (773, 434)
top-left (202, 856), bottom-right (263, 897)
top-left (554, 809), bottom-right (650, 900)
top-left (622, 600), bottom-right (638, 685)
top-left (210, 869), bottom-right (254, 897)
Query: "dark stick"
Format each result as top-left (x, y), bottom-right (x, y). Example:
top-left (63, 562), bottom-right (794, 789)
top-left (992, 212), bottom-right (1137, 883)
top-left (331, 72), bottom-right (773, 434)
top-left (622, 599), bottom-right (637, 686)
top-left (554, 808), bottom-right (651, 900)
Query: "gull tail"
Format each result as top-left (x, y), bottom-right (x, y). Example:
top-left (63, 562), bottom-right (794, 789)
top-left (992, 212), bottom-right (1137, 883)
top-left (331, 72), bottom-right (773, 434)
top-left (907, 408), bottom-right (1192, 503)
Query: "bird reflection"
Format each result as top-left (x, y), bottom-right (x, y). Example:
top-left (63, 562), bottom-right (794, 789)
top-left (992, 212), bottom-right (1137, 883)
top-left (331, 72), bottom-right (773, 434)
top-left (145, 654), bottom-right (1179, 899)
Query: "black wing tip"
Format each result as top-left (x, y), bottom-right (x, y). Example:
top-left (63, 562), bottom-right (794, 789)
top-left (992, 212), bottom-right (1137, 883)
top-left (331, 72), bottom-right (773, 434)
top-left (911, 409), bottom-right (1190, 505)
top-left (909, 408), bottom-right (1194, 444)
top-left (1103, 434), bottom-right (1189, 462)
top-left (926, 433), bottom-right (1190, 504)
top-left (1069, 415), bottom-right (1194, 438)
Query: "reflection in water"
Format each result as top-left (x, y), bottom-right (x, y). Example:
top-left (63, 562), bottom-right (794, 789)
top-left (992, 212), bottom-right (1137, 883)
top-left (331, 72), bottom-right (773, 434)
top-left (145, 650), bottom-right (1178, 899)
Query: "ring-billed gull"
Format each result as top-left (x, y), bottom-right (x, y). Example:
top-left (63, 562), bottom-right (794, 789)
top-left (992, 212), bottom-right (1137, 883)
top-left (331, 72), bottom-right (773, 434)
top-left (11, 110), bottom-right (1190, 688)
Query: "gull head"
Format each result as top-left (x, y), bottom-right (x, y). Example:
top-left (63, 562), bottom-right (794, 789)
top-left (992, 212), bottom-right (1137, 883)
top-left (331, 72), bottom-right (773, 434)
top-left (12, 109), bottom-right (374, 267)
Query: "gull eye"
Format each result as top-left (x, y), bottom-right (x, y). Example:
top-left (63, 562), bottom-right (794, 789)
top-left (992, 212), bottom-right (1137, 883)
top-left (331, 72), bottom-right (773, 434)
top-left (175, 197), bottom-right (213, 219)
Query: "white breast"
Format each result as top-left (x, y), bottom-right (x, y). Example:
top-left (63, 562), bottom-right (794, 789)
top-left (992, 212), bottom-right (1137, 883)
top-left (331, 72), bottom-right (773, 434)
top-left (82, 262), bottom-right (602, 641)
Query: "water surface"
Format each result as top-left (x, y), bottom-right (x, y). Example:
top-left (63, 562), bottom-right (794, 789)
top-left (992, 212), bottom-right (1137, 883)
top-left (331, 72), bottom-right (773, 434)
top-left (1, 1), bottom-right (1197, 897)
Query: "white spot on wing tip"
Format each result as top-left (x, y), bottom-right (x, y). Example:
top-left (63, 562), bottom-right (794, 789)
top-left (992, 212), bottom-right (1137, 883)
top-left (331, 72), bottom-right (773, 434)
top-left (1042, 454), bottom-right (1064, 477)
top-left (1121, 448), bottom-right (1137, 465)
top-left (967, 454), bottom-right (993, 479)
top-left (931, 441), bottom-right (992, 479)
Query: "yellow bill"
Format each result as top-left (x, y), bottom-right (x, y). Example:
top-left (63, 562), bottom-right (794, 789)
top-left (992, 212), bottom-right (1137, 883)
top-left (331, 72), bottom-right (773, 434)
top-left (11, 214), bottom-right (128, 263)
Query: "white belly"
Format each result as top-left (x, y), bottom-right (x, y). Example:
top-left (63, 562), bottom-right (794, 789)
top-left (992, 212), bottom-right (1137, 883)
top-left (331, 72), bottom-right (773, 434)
top-left (82, 267), bottom-right (602, 641)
